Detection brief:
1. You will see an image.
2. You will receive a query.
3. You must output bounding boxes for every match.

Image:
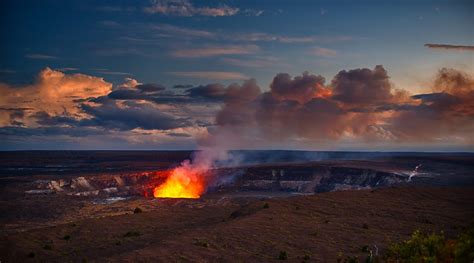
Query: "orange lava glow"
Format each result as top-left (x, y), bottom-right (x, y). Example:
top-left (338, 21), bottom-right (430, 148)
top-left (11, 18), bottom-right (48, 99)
top-left (153, 168), bottom-right (205, 198)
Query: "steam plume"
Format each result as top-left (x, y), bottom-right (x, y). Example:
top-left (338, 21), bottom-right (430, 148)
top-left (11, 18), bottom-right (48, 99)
top-left (166, 66), bottom-right (474, 196)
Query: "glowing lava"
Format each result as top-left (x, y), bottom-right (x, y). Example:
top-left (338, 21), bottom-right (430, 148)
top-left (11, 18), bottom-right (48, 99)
top-left (153, 166), bottom-right (205, 198)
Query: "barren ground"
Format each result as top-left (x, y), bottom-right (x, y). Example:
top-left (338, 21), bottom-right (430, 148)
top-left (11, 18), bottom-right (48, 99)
top-left (1, 186), bottom-right (473, 262)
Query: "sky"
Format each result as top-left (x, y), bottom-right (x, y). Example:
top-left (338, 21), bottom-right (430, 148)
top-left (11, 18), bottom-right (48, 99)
top-left (0, 0), bottom-right (473, 151)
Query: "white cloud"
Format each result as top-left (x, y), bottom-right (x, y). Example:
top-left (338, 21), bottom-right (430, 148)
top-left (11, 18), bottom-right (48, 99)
top-left (25, 54), bottom-right (58, 60)
top-left (144, 0), bottom-right (239, 17)
top-left (222, 57), bottom-right (279, 68)
top-left (171, 45), bottom-right (259, 58)
top-left (310, 47), bottom-right (338, 57)
top-left (150, 24), bottom-right (215, 38)
top-left (55, 68), bottom-right (79, 72)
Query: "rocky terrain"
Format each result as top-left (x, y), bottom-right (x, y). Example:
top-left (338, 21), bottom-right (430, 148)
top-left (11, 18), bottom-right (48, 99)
top-left (0, 151), bottom-right (473, 261)
top-left (1, 187), bottom-right (473, 262)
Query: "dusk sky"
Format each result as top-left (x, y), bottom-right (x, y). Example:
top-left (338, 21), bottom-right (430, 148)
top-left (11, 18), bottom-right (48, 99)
top-left (0, 0), bottom-right (473, 150)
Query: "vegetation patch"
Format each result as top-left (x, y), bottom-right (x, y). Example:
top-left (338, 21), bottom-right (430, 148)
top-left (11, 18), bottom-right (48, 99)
top-left (43, 244), bottom-right (53, 250)
top-left (193, 239), bottom-right (209, 248)
top-left (385, 226), bottom-right (474, 262)
top-left (278, 250), bottom-right (288, 260)
top-left (123, 231), bottom-right (141, 238)
top-left (361, 245), bottom-right (369, 253)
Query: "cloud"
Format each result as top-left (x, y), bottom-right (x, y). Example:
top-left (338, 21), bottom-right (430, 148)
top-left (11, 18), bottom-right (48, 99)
top-left (0, 69), bottom-right (215, 148)
top-left (116, 78), bottom-right (140, 89)
top-left (209, 66), bottom-right (474, 148)
top-left (173, 84), bottom-right (194, 89)
top-left (184, 82), bottom-right (260, 103)
top-left (29, 98), bottom-right (192, 132)
top-left (2, 66), bottom-right (473, 150)
top-left (331, 65), bottom-right (394, 105)
top-left (310, 47), bottom-right (338, 57)
top-left (171, 45), bottom-right (259, 58)
top-left (230, 33), bottom-right (352, 44)
top-left (25, 54), bottom-right (58, 59)
top-left (144, 0), bottom-right (239, 17)
top-left (150, 24), bottom-right (215, 38)
top-left (0, 125), bottom-right (107, 138)
top-left (97, 6), bottom-right (136, 12)
top-left (169, 71), bottom-right (249, 80)
top-left (108, 89), bottom-right (148, 100)
top-left (186, 84), bottom-right (226, 100)
top-left (140, 23), bottom-right (354, 46)
top-left (270, 72), bottom-right (329, 103)
top-left (213, 79), bottom-right (261, 128)
top-left (108, 82), bottom-right (167, 100)
top-left (116, 22), bottom-right (353, 49)
top-left (242, 9), bottom-right (264, 16)
top-left (432, 68), bottom-right (474, 95)
top-left (136, 83), bottom-right (166, 92)
top-left (0, 67), bottom-right (112, 126)
top-left (94, 69), bottom-right (132, 76)
top-left (80, 100), bottom-right (191, 131)
top-left (425, 43), bottom-right (474, 51)
top-left (55, 67), bottom-right (79, 72)
top-left (221, 57), bottom-right (278, 68)
top-left (105, 79), bottom-right (193, 104)
top-left (95, 48), bottom-right (145, 57)
top-left (387, 68), bottom-right (474, 141)
top-left (167, 132), bottom-right (192, 137)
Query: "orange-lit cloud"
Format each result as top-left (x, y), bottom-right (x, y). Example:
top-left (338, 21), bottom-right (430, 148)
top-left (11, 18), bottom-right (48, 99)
top-left (0, 67), bottom-right (112, 126)
top-left (211, 66), bottom-right (474, 148)
top-left (1, 66), bottom-right (473, 150)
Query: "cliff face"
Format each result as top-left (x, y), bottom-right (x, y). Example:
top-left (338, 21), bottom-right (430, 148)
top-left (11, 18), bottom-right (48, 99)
top-left (213, 164), bottom-right (407, 193)
top-left (28, 163), bottom-right (409, 197)
top-left (315, 167), bottom-right (406, 192)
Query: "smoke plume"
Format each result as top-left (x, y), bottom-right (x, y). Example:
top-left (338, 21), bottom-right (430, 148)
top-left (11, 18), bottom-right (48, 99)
top-left (172, 65), bottom-right (473, 195)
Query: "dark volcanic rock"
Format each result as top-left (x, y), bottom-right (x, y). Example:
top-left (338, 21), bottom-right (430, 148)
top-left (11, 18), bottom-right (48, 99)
top-left (213, 163), bottom-right (407, 193)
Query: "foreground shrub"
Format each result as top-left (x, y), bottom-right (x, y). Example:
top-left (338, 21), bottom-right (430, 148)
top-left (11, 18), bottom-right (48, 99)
top-left (123, 231), bottom-right (140, 237)
top-left (278, 250), bottom-right (288, 260)
top-left (454, 226), bottom-right (474, 263)
top-left (385, 225), bottom-right (474, 262)
top-left (193, 239), bottom-right (209, 248)
top-left (43, 244), bottom-right (53, 250)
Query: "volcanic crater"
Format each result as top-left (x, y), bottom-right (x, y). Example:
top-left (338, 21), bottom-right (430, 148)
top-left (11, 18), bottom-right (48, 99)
top-left (1, 151), bottom-right (473, 262)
